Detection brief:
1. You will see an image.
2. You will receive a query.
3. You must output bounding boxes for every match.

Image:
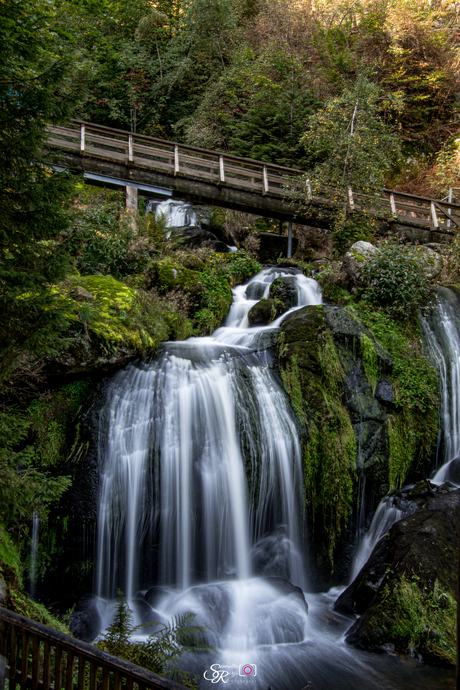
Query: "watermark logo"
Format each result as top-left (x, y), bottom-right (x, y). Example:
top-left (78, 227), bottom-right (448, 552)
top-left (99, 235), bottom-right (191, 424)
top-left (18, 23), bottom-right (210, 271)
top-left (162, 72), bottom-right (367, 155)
top-left (239, 665), bottom-right (257, 677)
top-left (203, 663), bottom-right (257, 684)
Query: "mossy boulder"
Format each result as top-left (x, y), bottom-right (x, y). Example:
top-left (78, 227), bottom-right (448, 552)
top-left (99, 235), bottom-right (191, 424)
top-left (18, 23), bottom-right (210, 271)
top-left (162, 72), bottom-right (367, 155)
top-left (269, 276), bottom-right (298, 311)
top-left (335, 487), bottom-right (459, 666)
top-left (157, 261), bottom-right (201, 292)
top-left (247, 298), bottom-right (283, 326)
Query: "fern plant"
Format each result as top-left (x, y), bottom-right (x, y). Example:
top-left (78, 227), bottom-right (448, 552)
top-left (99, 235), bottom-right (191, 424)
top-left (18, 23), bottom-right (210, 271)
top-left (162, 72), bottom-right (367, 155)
top-left (96, 593), bottom-right (209, 688)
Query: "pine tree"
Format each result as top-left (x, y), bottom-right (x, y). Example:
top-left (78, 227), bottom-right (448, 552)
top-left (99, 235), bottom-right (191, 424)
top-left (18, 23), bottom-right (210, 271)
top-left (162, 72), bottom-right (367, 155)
top-left (0, 0), bottom-right (81, 375)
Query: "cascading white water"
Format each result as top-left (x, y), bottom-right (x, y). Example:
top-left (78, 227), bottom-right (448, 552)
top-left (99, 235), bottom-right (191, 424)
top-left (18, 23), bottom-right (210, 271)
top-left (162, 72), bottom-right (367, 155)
top-left (29, 513), bottom-right (39, 599)
top-left (147, 198), bottom-right (197, 228)
top-left (423, 295), bottom-right (460, 482)
top-left (96, 268), bottom-right (318, 601)
top-left (95, 270), bottom-right (454, 689)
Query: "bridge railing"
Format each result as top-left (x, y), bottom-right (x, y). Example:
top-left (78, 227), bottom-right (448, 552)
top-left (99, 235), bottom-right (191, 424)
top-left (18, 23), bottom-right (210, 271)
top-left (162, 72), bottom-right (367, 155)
top-left (46, 120), bottom-right (460, 232)
top-left (0, 607), bottom-right (186, 690)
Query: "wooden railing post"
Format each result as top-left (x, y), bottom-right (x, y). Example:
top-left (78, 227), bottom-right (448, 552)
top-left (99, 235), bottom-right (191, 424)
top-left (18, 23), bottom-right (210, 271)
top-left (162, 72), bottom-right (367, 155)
top-left (389, 192), bottom-right (397, 216)
top-left (263, 165), bottom-right (269, 195)
top-left (348, 188), bottom-right (355, 211)
top-left (219, 156), bottom-right (225, 184)
top-left (128, 135), bottom-right (134, 164)
top-left (80, 124), bottom-right (85, 155)
top-left (430, 201), bottom-right (439, 229)
top-left (174, 145), bottom-right (179, 176)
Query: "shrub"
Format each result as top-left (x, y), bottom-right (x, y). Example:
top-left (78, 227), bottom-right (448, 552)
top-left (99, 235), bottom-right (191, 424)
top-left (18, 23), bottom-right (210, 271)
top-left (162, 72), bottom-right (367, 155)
top-left (96, 595), bottom-right (207, 687)
top-left (358, 236), bottom-right (432, 318)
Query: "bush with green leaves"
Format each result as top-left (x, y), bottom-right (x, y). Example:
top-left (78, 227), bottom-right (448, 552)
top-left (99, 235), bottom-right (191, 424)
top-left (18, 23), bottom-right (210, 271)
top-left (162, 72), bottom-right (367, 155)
top-left (358, 236), bottom-right (432, 318)
top-left (96, 595), bottom-right (208, 688)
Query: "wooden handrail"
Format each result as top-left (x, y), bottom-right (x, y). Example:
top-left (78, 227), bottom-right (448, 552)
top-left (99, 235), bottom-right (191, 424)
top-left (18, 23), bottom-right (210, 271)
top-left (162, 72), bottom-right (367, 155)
top-left (46, 120), bottom-right (460, 231)
top-left (0, 607), bottom-right (187, 690)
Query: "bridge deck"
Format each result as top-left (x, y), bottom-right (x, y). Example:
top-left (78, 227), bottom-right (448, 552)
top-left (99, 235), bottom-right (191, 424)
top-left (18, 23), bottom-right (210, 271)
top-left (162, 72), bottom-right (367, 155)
top-left (47, 120), bottom-right (460, 239)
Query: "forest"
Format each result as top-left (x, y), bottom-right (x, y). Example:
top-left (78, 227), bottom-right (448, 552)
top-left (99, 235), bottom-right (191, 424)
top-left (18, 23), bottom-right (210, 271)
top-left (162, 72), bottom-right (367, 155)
top-left (1, 1), bottom-right (460, 689)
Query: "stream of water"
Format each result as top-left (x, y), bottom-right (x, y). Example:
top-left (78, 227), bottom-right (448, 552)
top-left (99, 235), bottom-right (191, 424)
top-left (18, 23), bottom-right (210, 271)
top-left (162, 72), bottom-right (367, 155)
top-left (94, 271), bottom-right (454, 690)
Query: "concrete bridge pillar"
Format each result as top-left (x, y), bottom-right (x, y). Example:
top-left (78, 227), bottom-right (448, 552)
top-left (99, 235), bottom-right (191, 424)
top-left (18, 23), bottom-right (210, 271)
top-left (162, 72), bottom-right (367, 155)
top-left (125, 185), bottom-right (138, 228)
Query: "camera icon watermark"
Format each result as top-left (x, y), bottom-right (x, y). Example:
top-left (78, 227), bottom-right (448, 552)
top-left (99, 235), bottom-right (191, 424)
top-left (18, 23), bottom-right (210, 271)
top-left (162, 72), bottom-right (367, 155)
top-left (239, 664), bottom-right (257, 677)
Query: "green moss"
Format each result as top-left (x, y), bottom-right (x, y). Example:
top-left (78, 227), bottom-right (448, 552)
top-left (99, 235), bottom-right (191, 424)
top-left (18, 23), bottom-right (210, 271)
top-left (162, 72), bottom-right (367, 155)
top-left (388, 407), bottom-right (438, 489)
top-left (157, 262), bottom-right (200, 292)
top-left (0, 524), bottom-right (21, 576)
top-left (383, 574), bottom-right (456, 665)
top-left (347, 304), bottom-right (439, 486)
top-left (360, 333), bottom-right (380, 394)
top-left (279, 318), bottom-right (356, 565)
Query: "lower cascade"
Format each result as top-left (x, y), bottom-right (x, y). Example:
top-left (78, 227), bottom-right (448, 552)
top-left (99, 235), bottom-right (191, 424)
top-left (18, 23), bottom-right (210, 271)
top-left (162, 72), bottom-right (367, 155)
top-left (94, 268), bottom-right (452, 690)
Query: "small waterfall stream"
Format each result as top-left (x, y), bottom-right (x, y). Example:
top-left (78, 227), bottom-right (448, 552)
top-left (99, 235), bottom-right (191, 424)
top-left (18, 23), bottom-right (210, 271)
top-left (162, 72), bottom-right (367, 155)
top-left (351, 290), bottom-right (460, 581)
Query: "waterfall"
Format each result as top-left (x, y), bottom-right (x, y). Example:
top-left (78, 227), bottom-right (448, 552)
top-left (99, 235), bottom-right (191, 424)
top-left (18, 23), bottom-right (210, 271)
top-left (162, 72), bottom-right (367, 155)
top-left (351, 290), bottom-right (460, 581)
top-left (146, 198), bottom-right (197, 228)
top-left (29, 513), bottom-right (39, 599)
top-left (96, 268), bottom-right (320, 600)
top-left (423, 293), bottom-right (460, 481)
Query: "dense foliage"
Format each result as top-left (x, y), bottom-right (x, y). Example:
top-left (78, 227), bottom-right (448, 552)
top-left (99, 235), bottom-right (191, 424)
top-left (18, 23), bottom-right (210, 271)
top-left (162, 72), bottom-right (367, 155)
top-left (358, 236), bottom-right (433, 318)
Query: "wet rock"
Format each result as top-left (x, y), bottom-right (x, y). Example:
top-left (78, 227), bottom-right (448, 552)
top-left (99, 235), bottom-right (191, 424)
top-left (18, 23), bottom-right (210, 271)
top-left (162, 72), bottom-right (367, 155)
top-left (269, 276), bottom-right (298, 311)
top-left (176, 226), bottom-right (231, 253)
top-left (265, 576), bottom-right (309, 614)
top-left (70, 597), bottom-right (103, 642)
top-left (335, 488), bottom-right (459, 666)
top-left (251, 530), bottom-right (291, 579)
top-left (143, 585), bottom-right (170, 608)
top-left (247, 298), bottom-right (282, 326)
top-left (0, 578), bottom-right (7, 607)
top-left (245, 280), bottom-right (268, 301)
top-left (131, 598), bottom-right (168, 634)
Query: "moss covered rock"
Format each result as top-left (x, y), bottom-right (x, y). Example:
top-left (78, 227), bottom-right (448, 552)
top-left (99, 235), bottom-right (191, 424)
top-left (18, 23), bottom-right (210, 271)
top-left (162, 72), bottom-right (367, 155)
top-left (335, 487), bottom-right (458, 666)
top-left (247, 298), bottom-right (282, 326)
top-left (269, 276), bottom-right (298, 311)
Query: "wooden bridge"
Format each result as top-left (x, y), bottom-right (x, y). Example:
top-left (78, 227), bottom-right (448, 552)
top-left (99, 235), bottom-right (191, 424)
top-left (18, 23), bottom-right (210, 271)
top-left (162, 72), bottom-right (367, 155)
top-left (0, 607), bottom-right (186, 690)
top-left (47, 119), bottom-right (460, 244)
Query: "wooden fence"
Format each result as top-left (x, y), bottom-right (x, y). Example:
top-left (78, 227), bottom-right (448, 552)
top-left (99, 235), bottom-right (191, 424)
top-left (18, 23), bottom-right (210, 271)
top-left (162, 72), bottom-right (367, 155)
top-left (46, 119), bottom-right (460, 233)
top-left (0, 608), bottom-right (186, 690)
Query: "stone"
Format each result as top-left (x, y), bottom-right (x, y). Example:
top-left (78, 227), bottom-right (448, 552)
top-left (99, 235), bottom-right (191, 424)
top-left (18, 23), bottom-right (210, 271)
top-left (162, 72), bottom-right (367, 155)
top-left (72, 286), bottom-right (95, 300)
top-left (175, 226), bottom-right (231, 252)
top-left (70, 597), bottom-right (103, 642)
top-left (406, 245), bottom-right (443, 279)
top-left (311, 258), bottom-right (329, 272)
top-left (247, 298), bottom-right (282, 326)
top-left (269, 276), bottom-right (298, 311)
top-left (335, 488), bottom-right (459, 665)
top-left (341, 241), bottom-right (378, 288)
top-left (0, 578), bottom-right (7, 606)
top-left (349, 241), bottom-right (378, 260)
top-left (131, 598), bottom-right (168, 635)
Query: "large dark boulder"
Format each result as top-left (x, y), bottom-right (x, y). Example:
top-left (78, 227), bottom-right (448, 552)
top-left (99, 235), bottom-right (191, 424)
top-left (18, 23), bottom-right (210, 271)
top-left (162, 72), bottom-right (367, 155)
top-left (175, 226), bottom-right (231, 252)
top-left (269, 276), bottom-right (298, 311)
top-left (335, 487), bottom-right (459, 666)
top-left (256, 233), bottom-right (298, 263)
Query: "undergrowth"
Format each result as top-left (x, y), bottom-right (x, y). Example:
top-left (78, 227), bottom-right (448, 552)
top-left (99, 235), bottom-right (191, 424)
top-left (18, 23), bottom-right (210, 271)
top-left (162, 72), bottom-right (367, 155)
top-left (97, 595), bottom-right (209, 688)
top-left (383, 574), bottom-right (456, 665)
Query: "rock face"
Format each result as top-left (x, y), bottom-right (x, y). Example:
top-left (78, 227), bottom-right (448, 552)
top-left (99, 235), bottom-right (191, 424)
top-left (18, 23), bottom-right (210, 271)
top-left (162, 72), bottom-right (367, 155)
top-left (335, 487), bottom-right (459, 666)
top-left (247, 298), bottom-right (282, 326)
top-left (175, 225), bottom-right (231, 252)
top-left (277, 305), bottom-right (405, 589)
top-left (255, 233), bottom-right (298, 263)
top-left (269, 276), bottom-right (298, 311)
